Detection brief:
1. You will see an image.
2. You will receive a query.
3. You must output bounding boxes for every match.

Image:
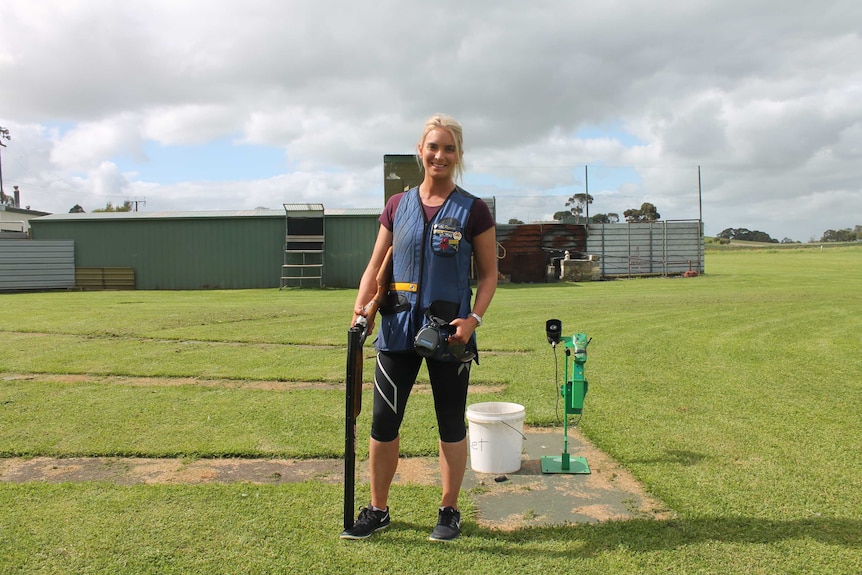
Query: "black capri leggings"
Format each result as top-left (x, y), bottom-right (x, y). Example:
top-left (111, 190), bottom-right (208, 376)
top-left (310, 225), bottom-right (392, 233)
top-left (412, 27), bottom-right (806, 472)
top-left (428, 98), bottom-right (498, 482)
top-left (370, 351), bottom-right (471, 443)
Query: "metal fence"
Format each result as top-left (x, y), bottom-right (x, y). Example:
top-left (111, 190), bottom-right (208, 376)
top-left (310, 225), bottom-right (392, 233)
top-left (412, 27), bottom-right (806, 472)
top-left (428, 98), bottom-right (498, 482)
top-left (587, 220), bottom-right (704, 277)
top-left (0, 239), bottom-right (75, 291)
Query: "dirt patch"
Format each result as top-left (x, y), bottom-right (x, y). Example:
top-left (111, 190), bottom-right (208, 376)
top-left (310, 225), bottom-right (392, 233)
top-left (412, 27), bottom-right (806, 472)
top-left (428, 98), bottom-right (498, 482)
top-left (0, 455), bottom-right (445, 487)
top-left (0, 456), bottom-right (346, 485)
top-left (0, 427), bottom-right (672, 530)
top-left (0, 373), bottom-right (505, 394)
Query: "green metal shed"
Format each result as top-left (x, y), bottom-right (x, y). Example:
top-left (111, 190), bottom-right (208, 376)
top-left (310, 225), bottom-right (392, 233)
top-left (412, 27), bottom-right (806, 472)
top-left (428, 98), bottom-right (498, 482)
top-left (29, 208), bottom-right (381, 290)
top-left (317, 208), bottom-right (382, 288)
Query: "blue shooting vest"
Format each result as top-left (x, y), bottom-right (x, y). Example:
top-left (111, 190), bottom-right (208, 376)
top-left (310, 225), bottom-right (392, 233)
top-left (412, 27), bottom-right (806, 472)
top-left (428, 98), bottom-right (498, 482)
top-left (376, 186), bottom-right (476, 360)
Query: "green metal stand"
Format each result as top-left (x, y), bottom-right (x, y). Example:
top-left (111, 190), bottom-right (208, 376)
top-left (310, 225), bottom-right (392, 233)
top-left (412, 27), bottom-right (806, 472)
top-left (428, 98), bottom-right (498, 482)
top-left (541, 332), bottom-right (591, 474)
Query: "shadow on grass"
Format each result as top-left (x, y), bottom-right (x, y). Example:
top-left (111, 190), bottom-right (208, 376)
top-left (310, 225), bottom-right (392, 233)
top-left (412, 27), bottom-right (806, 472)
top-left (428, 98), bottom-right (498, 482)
top-left (454, 516), bottom-right (861, 557)
top-left (374, 516), bottom-right (861, 558)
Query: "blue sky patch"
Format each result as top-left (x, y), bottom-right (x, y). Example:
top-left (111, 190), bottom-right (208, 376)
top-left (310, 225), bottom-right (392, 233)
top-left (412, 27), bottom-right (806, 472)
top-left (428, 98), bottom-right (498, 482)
top-left (116, 139), bottom-right (287, 183)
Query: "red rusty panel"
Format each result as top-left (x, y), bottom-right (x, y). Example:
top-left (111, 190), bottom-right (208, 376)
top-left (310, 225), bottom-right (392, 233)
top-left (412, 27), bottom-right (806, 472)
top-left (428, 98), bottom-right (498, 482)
top-left (508, 253), bottom-right (548, 283)
top-left (496, 224), bottom-right (587, 282)
top-left (542, 224), bottom-right (586, 253)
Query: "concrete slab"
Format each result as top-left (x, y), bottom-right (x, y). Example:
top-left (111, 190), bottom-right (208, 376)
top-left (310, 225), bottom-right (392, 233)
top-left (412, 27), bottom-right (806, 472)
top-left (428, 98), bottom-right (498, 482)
top-left (462, 428), bottom-right (672, 530)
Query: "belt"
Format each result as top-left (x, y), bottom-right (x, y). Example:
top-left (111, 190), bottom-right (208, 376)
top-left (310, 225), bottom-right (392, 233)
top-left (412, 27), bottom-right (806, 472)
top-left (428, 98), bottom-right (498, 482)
top-left (390, 282), bottom-right (419, 292)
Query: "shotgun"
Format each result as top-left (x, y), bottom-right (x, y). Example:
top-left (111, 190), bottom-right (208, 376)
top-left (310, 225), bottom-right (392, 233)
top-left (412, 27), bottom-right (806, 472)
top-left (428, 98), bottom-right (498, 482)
top-left (344, 246), bottom-right (393, 530)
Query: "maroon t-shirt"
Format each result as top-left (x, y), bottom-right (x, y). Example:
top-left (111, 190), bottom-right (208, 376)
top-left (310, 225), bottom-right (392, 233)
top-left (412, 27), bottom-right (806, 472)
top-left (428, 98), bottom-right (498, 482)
top-left (380, 189), bottom-right (495, 243)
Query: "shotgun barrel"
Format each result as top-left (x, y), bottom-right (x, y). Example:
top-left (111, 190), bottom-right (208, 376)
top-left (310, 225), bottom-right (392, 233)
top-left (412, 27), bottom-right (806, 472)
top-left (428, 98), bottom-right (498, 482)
top-left (343, 246), bottom-right (393, 529)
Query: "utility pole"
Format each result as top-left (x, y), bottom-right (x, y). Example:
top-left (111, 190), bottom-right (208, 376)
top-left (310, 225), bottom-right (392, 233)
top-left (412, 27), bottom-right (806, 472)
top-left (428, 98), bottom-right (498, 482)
top-left (584, 164), bottom-right (589, 224)
top-left (127, 197), bottom-right (147, 212)
top-left (698, 165), bottom-right (704, 274)
top-left (0, 126), bottom-right (10, 203)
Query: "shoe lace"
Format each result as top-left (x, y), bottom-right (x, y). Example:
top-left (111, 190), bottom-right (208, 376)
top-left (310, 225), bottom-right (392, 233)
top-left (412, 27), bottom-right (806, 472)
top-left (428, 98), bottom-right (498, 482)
top-left (357, 506), bottom-right (385, 526)
top-left (438, 507), bottom-right (459, 528)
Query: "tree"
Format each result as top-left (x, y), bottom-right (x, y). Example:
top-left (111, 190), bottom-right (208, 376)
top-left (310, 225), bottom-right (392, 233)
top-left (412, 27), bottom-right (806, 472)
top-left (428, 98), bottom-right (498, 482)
top-left (507, 218), bottom-right (524, 225)
top-left (69, 204), bottom-right (86, 213)
top-left (748, 230), bottom-right (776, 243)
top-left (552, 211), bottom-right (576, 223)
top-left (716, 227), bottom-right (778, 243)
top-left (93, 201), bottom-right (133, 213)
top-left (563, 193), bottom-right (593, 221)
top-left (819, 227), bottom-right (859, 242)
top-left (624, 202), bottom-right (661, 222)
top-left (590, 212), bottom-right (619, 224)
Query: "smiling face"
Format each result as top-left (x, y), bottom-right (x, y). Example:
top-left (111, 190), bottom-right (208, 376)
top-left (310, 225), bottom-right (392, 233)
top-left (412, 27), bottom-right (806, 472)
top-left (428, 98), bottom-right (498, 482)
top-left (419, 127), bottom-right (459, 183)
top-left (416, 114), bottom-right (464, 183)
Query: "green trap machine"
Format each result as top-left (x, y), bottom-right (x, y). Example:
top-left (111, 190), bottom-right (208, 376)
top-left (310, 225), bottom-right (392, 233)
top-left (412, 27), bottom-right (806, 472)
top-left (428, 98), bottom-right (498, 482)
top-left (541, 319), bottom-right (592, 474)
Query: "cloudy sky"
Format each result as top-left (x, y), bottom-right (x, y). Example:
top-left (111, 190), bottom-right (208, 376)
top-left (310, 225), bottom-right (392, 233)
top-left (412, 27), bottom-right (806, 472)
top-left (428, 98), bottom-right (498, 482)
top-left (2, 1), bottom-right (860, 242)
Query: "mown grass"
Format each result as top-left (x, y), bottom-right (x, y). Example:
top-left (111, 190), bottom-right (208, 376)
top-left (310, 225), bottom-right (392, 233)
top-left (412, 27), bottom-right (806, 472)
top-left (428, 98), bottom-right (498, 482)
top-left (1, 245), bottom-right (861, 574)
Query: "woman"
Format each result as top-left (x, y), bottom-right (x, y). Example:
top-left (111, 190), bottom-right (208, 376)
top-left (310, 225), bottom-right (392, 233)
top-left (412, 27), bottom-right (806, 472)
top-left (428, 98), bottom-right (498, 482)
top-left (341, 114), bottom-right (497, 542)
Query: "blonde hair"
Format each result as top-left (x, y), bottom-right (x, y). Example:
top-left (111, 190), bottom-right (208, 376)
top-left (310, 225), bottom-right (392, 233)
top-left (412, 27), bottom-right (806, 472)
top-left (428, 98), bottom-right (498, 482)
top-left (416, 113), bottom-right (464, 182)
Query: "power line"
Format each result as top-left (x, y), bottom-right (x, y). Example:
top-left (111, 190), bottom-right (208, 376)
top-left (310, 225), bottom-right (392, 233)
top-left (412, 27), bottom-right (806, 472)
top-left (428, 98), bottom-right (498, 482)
top-left (0, 126), bottom-right (10, 200)
top-left (126, 197), bottom-right (147, 211)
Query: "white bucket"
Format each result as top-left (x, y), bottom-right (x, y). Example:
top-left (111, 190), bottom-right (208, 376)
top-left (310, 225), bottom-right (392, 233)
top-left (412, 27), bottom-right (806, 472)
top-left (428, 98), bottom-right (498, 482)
top-left (466, 402), bottom-right (526, 473)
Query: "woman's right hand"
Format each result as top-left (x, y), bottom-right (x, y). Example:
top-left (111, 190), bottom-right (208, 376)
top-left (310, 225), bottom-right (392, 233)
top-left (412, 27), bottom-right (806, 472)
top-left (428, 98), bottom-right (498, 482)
top-left (352, 304), bottom-right (374, 334)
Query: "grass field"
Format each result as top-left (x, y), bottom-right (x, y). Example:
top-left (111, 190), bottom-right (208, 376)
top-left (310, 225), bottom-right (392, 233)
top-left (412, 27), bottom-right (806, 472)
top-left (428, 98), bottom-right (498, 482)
top-left (1, 245), bottom-right (861, 574)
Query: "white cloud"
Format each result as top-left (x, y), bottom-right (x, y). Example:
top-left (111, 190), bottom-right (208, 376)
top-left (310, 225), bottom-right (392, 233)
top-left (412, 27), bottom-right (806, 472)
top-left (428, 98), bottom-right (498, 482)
top-left (49, 115), bottom-right (144, 171)
top-left (1, 0), bottom-right (861, 240)
top-left (142, 105), bottom-right (240, 146)
top-left (89, 161), bottom-right (131, 204)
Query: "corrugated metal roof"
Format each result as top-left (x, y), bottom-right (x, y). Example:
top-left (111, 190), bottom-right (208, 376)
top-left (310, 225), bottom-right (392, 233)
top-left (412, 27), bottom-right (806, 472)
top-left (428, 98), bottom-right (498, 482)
top-left (35, 209), bottom-right (286, 221)
top-left (35, 207), bottom-right (382, 221)
top-left (0, 205), bottom-right (51, 216)
top-left (282, 203), bottom-right (324, 211)
top-left (324, 207), bottom-right (383, 217)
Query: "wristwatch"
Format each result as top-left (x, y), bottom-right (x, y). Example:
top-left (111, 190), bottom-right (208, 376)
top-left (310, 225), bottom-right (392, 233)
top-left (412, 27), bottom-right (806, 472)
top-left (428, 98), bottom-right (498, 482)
top-left (468, 312), bottom-right (483, 327)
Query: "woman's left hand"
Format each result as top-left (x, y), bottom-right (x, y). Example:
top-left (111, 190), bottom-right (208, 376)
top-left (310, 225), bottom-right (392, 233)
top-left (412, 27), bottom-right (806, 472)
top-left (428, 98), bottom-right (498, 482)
top-left (447, 317), bottom-right (476, 344)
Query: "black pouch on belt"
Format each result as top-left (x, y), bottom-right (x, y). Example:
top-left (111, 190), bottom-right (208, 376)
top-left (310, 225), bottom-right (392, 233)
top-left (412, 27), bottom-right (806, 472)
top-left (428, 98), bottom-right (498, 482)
top-left (379, 289), bottom-right (410, 315)
top-left (427, 300), bottom-right (459, 323)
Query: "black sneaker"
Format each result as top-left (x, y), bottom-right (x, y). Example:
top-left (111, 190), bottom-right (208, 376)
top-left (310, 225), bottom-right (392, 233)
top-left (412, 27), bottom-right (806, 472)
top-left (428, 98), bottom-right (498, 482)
top-left (340, 506), bottom-right (391, 540)
top-left (429, 506), bottom-right (461, 542)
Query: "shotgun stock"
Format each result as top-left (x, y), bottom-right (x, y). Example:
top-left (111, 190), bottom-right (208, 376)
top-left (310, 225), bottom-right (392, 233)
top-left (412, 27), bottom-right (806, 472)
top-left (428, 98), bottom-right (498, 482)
top-left (360, 245), bottom-right (393, 339)
top-left (343, 246), bottom-right (393, 530)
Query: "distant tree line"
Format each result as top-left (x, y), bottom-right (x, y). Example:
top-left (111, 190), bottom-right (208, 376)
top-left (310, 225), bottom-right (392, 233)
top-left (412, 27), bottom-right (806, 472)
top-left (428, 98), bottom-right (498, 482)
top-left (68, 202), bottom-right (133, 213)
top-left (717, 228), bottom-right (779, 243)
top-left (818, 226), bottom-right (861, 242)
top-left (93, 201), bottom-right (133, 213)
top-left (717, 225), bottom-right (862, 244)
top-left (512, 200), bottom-right (859, 246)
top-left (550, 193), bottom-right (661, 225)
